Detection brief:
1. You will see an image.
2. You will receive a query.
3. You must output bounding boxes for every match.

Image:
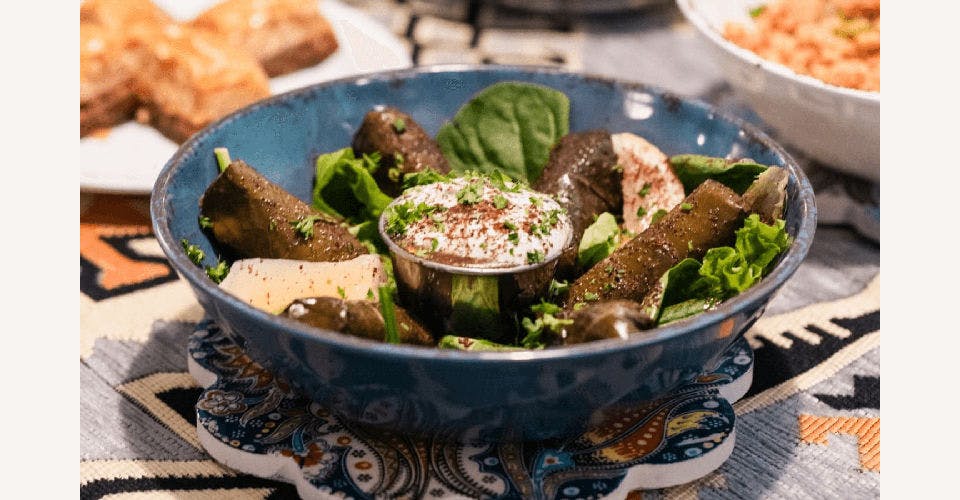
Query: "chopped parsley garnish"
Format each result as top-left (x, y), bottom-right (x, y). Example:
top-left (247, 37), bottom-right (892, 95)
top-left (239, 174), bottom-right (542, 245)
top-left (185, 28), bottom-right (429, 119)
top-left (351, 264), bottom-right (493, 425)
top-left (612, 163), bottom-right (624, 173)
top-left (493, 194), bottom-right (509, 209)
top-left (337, 286), bottom-right (346, 299)
top-left (431, 238), bottom-right (439, 252)
top-left (366, 289), bottom-right (375, 301)
top-left (529, 196), bottom-right (543, 208)
top-left (604, 265), bottom-right (613, 274)
top-left (638, 182), bottom-right (652, 197)
top-left (269, 219), bottom-right (277, 231)
top-left (198, 216), bottom-right (213, 230)
top-left (290, 215), bottom-right (326, 239)
top-left (749, 5), bottom-right (766, 18)
top-left (508, 232), bottom-right (520, 245)
top-left (527, 250), bottom-right (545, 264)
top-left (402, 168), bottom-right (450, 190)
top-left (584, 292), bottom-right (600, 302)
top-left (503, 221), bottom-right (518, 231)
top-left (385, 201), bottom-right (442, 236)
top-left (205, 260), bottom-right (230, 283)
top-left (636, 206), bottom-right (647, 217)
top-left (573, 302), bottom-right (588, 311)
top-left (680, 202), bottom-right (693, 211)
top-left (457, 178), bottom-right (484, 204)
top-left (603, 283), bottom-right (614, 292)
top-left (361, 152), bottom-right (382, 173)
top-left (651, 208), bottom-right (668, 224)
top-left (548, 279), bottom-right (569, 297)
top-left (530, 300), bottom-right (562, 315)
top-left (180, 239), bottom-right (204, 266)
top-left (431, 213), bottom-right (445, 231)
top-left (688, 240), bottom-right (695, 251)
top-left (393, 117), bottom-right (406, 133)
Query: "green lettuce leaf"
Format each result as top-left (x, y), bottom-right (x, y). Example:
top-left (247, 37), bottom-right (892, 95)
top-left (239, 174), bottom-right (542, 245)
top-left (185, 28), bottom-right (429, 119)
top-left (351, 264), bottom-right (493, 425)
top-left (438, 335), bottom-right (522, 351)
top-left (653, 214), bottom-right (791, 324)
top-left (577, 212), bottom-right (621, 270)
top-left (437, 82), bottom-right (569, 183)
top-left (313, 147), bottom-right (393, 223)
top-left (669, 154), bottom-right (768, 195)
top-left (449, 275), bottom-right (500, 339)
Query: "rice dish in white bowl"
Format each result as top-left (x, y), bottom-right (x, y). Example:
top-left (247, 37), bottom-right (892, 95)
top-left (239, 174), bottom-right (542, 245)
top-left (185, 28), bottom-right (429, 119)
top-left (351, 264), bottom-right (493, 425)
top-left (677, 0), bottom-right (880, 181)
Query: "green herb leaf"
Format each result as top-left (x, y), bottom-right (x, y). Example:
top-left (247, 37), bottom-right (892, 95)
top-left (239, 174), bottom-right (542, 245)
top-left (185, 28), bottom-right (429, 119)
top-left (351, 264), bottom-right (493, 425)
top-left (636, 206), bottom-right (647, 217)
top-left (527, 250), bottom-right (545, 264)
top-left (384, 201), bottom-right (442, 236)
top-left (393, 117), bottom-right (406, 133)
top-left (437, 82), bottom-right (570, 183)
top-left (749, 5), bottom-right (766, 18)
top-left (205, 260), bottom-right (230, 284)
top-left (493, 194), bottom-right (509, 209)
top-left (584, 292), bottom-right (600, 302)
top-left (681, 202), bottom-right (693, 211)
top-left (577, 212), bottom-right (620, 270)
top-left (650, 209), bottom-right (668, 224)
top-left (198, 216), bottom-right (213, 230)
top-left (456, 178), bottom-right (484, 204)
top-left (313, 147), bottom-right (393, 223)
top-left (180, 239), bottom-right (205, 266)
top-left (548, 279), bottom-right (570, 297)
top-left (337, 286), bottom-right (346, 299)
top-left (638, 182), bottom-right (652, 197)
top-left (290, 215), bottom-right (327, 239)
top-left (402, 168), bottom-right (451, 190)
top-left (669, 154), bottom-right (769, 195)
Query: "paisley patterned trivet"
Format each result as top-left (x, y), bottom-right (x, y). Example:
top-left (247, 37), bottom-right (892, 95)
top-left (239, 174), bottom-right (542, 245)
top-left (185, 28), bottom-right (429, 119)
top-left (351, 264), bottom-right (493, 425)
top-left (187, 320), bottom-right (753, 499)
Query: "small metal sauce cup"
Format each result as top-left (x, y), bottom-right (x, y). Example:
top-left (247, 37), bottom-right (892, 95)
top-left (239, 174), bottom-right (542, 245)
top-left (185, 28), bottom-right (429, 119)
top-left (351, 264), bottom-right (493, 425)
top-left (378, 206), bottom-right (573, 344)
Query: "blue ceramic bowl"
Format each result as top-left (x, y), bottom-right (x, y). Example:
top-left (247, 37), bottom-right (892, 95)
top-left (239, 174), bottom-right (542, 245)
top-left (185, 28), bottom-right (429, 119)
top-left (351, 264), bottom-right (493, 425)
top-left (152, 65), bottom-right (816, 442)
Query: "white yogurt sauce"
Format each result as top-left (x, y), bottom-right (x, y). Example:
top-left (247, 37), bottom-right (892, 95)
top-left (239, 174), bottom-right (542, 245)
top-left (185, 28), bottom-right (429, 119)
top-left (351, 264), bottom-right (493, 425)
top-left (383, 176), bottom-right (572, 268)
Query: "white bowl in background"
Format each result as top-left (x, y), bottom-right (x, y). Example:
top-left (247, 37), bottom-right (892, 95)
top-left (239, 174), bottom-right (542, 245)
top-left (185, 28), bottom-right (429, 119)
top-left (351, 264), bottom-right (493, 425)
top-left (677, 0), bottom-right (880, 181)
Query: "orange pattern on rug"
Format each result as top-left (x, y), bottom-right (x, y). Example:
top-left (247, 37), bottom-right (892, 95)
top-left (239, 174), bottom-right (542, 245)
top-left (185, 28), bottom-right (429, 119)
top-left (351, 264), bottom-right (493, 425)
top-left (798, 414), bottom-right (879, 472)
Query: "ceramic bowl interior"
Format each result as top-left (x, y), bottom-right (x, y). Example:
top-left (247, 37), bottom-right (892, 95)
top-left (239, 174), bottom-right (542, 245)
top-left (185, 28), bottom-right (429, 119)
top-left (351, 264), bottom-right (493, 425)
top-left (676, 0), bottom-right (880, 181)
top-left (152, 65), bottom-right (816, 441)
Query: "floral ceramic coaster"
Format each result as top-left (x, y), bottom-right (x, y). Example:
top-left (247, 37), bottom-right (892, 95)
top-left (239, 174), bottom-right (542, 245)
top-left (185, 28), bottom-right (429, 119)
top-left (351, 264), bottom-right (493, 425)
top-left (188, 320), bottom-right (753, 499)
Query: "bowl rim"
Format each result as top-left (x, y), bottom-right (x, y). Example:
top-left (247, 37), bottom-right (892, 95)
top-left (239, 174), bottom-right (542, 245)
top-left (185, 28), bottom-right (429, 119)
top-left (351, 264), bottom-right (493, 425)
top-left (675, 0), bottom-right (880, 103)
top-left (151, 63), bottom-right (817, 363)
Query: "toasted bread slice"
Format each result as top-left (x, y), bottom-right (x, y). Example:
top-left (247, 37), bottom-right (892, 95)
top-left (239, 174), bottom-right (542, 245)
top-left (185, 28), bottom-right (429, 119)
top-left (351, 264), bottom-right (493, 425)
top-left (190, 0), bottom-right (338, 77)
top-left (80, 23), bottom-right (138, 136)
top-left (128, 23), bottom-right (271, 143)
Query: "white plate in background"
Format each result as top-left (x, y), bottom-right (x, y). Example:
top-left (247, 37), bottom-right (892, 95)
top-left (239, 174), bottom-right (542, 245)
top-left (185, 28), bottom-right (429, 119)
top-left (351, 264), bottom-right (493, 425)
top-left (79, 0), bottom-right (412, 194)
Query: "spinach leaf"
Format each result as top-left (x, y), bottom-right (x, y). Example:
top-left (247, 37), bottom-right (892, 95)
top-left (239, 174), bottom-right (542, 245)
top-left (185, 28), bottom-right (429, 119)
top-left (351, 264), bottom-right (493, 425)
top-left (669, 154), bottom-right (768, 195)
top-left (437, 82), bottom-right (569, 183)
top-left (577, 212), bottom-right (620, 270)
top-left (313, 147), bottom-right (393, 223)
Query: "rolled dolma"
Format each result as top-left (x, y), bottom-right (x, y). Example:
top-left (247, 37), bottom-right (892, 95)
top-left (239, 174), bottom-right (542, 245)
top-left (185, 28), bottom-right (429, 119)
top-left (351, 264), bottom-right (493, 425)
top-left (200, 160), bottom-right (368, 262)
top-left (532, 130), bottom-right (621, 277)
top-left (284, 297), bottom-right (434, 346)
top-left (565, 180), bottom-right (744, 310)
top-left (561, 300), bottom-right (656, 344)
top-left (351, 107), bottom-right (450, 196)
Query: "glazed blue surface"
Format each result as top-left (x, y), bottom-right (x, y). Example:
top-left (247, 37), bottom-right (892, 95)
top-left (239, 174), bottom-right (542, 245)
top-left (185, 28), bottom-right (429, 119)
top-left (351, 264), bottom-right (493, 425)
top-left (152, 65), bottom-right (816, 441)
